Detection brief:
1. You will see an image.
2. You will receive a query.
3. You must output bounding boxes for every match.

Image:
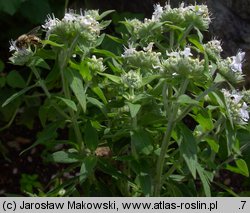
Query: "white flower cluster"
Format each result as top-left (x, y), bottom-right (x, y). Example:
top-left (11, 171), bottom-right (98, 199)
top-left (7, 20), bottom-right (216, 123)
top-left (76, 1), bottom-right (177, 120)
top-left (122, 70), bottom-right (142, 89)
top-left (204, 39), bottom-right (223, 59)
top-left (122, 43), bottom-right (161, 75)
top-left (162, 47), bottom-right (204, 78)
top-left (152, 2), bottom-right (211, 30)
top-left (42, 9), bottom-right (101, 41)
top-left (87, 55), bottom-right (105, 73)
top-left (222, 89), bottom-right (249, 124)
top-left (9, 40), bottom-right (33, 65)
top-left (217, 51), bottom-right (245, 83)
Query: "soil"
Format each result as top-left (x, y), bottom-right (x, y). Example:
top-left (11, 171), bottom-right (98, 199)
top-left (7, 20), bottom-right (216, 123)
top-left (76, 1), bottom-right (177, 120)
top-left (0, 123), bottom-right (61, 196)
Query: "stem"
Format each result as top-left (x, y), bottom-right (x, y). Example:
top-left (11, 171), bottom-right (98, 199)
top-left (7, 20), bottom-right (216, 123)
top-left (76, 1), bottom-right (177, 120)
top-left (174, 23), bottom-right (193, 49)
top-left (0, 108), bottom-right (18, 131)
top-left (58, 35), bottom-right (84, 151)
top-left (129, 87), bottom-right (138, 159)
top-left (60, 60), bottom-right (84, 151)
top-left (154, 79), bottom-right (189, 196)
top-left (64, 0), bottom-right (69, 10)
top-left (169, 31), bottom-right (174, 49)
top-left (154, 112), bottom-right (176, 196)
top-left (30, 66), bottom-right (51, 99)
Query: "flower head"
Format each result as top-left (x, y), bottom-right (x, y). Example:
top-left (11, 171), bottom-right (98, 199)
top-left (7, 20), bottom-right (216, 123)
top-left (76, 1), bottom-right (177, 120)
top-left (163, 47), bottom-right (204, 79)
top-left (222, 89), bottom-right (249, 124)
top-left (9, 47), bottom-right (33, 65)
top-left (122, 70), bottom-right (142, 89)
top-left (42, 9), bottom-right (102, 46)
top-left (204, 39), bottom-right (223, 60)
top-left (87, 55), bottom-right (105, 73)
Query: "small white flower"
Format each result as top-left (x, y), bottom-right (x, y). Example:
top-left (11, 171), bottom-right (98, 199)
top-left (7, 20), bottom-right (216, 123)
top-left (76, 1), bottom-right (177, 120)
top-left (122, 44), bottom-right (136, 57)
top-left (9, 39), bottom-right (18, 52)
top-left (167, 50), bottom-right (180, 57)
top-left (230, 51), bottom-right (245, 73)
top-left (63, 12), bottom-right (77, 22)
top-left (240, 102), bottom-right (249, 122)
top-left (42, 14), bottom-right (60, 31)
top-left (231, 93), bottom-right (243, 104)
top-left (143, 42), bottom-right (154, 52)
top-left (181, 47), bottom-right (193, 57)
top-left (152, 4), bottom-right (163, 21)
top-left (164, 1), bottom-right (171, 11)
top-left (167, 48), bottom-right (192, 58)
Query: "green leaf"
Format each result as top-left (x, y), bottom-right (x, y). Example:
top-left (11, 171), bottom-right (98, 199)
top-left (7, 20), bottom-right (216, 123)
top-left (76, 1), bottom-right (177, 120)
top-left (6, 70), bottom-right (26, 88)
top-left (87, 97), bottom-right (107, 116)
top-left (20, 121), bottom-right (61, 155)
top-left (65, 68), bottom-right (86, 113)
top-left (205, 137), bottom-right (219, 153)
top-left (98, 158), bottom-right (127, 180)
top-left (97, 72), bottom-right (121, 84)
top-left (75, 61), bottom-right (92, 82)
top-left (141, 75), bottom-right (160, 86)
top-left (28, 57), bottom-right (50, 70)
top-left (177, 94), bottom-right (199, 105)
top-left (193, 110), bottom-right (214, 131)
top-left (127, 102), bottom-right (141, 118)
top-left (225, 121), bottom-right (236, 156)
top-left (194, 26), bottom-right (204, 42)
top-left (2, 83), bottom-right (37, 107)
top-left (131, 129), bottom-right (153, 155)
top-left (98, 10), bottom-right (115, 20)
top-left (106, 34), bottom-right (124, 44)
top-left (236, 159), bottom-right (249, 177)
top-left (139, 172), bottom-right (151, 196)
top-left (95, 33), bottom-right (106, 46)
top-left (79, 156), bottom-right (97, 183)
top-left (226, 159), bottom-right (249, 177)
top-left (93, 49), bottom-right (117, 58)
top-left (164, 23), bottom-right (184, 31)
top-left (196, 164), bottom-right (211, 197)
top-left (188, 35), bottom-right (205, 52)
top-left (84, 120), bottom-right (99, 151)
top-left (178, 123), bottom-right (197, 179)
top-left (54, 96), bottom-right (77, 111)
top-left (42, 39), bottom-right (64, 47)
top-left (91, 85), bottom-right (108, 104)
top-left (51, 149), bottom-right (80, 163)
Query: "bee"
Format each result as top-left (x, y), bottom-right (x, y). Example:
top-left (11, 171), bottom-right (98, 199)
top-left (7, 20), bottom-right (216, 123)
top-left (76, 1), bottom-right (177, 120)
top-left (15, 26), bottom-right (41, 49)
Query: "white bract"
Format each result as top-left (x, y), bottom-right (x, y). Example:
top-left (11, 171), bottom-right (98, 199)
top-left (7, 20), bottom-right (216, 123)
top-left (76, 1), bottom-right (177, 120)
top-left (152, 4), bottom-right (164, 21)
top-left (230, 51), bottom-right (245, 73)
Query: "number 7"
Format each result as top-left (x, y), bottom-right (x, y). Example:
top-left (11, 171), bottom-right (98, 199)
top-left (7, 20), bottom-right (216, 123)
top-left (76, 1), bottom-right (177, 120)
top-left (241, 201), bottom-right (246, 209)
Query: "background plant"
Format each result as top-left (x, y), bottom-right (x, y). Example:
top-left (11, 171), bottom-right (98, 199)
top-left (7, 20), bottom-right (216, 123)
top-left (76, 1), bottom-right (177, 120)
top-left (2, 2), bottom-right (250, 196)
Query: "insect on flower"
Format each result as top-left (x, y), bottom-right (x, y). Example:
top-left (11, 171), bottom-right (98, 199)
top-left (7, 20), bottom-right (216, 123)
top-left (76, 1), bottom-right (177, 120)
top-left (15, 26), bottom-right (41, 50)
